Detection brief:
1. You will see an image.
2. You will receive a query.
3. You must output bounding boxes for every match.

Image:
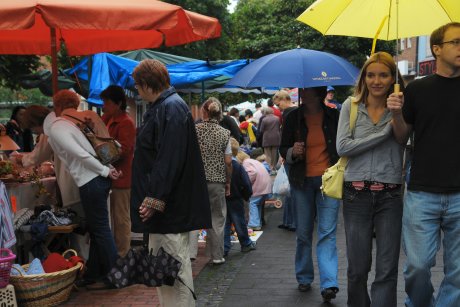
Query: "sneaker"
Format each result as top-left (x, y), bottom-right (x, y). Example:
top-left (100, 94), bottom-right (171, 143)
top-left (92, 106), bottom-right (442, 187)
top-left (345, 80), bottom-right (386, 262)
top-left (321, 287), bottom-right (338, 302)
top-left (249, 226), bottom-right (262, 231)
top-left (298, 284), bottom-right (311, 292)
top-left (212, 258), bottom-right (225, 265)
top-left (241, 242), bottom-right (257, 252)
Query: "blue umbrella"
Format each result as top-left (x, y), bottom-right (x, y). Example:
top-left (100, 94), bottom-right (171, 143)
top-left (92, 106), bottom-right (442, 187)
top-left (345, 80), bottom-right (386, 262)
top-left (226, 48), bottom-right (359, 88)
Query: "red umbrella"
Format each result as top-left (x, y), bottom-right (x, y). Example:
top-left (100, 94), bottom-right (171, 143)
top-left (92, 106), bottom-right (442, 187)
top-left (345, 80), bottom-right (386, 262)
top-left (0, 0), bottom-right (221, 92)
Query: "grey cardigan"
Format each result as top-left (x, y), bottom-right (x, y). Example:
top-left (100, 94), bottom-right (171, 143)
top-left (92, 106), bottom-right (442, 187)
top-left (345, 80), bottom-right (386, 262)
top-left (336, 98), bottom-right (404, 184)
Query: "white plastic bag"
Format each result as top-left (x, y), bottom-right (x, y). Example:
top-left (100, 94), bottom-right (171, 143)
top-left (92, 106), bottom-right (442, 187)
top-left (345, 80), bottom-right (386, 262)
top-left (272, 164), bottom-right (290, 195)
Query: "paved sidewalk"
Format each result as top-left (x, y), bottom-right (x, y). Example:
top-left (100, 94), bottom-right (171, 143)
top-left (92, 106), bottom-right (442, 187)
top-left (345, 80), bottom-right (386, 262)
top-left (194, 205), bottom-right (444, 307)
top-left (60, 204), bottom-right (443, 306)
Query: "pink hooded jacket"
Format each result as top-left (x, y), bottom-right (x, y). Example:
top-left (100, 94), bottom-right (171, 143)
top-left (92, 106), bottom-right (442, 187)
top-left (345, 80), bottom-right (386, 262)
top-left (242, 158), bottom-right (272, 197)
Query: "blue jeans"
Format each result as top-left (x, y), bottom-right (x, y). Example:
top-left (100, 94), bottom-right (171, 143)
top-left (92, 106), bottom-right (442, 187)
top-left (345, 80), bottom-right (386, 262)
top-left (281, 194), bottom-right (296, 228)
top-left (291, 176), bottom-right (340, 290)
top-left (403, 190), bottom-right (460, 307)
top-left (224, 198), bottom-right (252, 253)
top-left (79, 176), bottom-right (118, 281)
top-left (343, 186), bottom-right (403, 307)
top-left (248, 194), bottom-right (268, 228)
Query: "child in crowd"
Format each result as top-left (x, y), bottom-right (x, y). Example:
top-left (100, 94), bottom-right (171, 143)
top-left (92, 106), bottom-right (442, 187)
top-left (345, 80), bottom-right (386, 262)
top-left (237, 150), bottom-right (272, 231)
top-left (224, 138), bottom-right (257, 257)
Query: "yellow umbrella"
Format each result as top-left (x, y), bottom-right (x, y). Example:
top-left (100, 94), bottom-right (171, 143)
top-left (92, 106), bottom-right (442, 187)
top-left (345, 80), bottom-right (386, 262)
top-left (297, 0), bottom-right (460, 90)
top-left (297, 0), bottom-right (459, 41)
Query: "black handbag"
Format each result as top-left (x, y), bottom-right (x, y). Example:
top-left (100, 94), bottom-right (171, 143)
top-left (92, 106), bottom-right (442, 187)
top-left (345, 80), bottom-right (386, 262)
top-left (107, 244), bottom-right (196, 299)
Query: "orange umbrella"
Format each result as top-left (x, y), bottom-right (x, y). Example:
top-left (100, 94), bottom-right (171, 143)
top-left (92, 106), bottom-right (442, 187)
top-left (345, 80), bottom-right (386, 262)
top-left (0, 0), bottom-right (221, 92)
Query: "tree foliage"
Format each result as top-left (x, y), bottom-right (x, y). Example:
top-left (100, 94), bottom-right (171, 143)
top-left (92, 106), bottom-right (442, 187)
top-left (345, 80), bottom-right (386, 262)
top-left (231, 0), bottom-right (395, 68)
top-left (0, 55), bottom-right (40, 90)
top-left (160, 0), bottom-right (234, 60)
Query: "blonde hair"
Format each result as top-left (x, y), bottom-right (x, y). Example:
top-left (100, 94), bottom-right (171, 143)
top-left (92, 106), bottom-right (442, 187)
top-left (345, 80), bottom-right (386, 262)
top-left (354, 51), bottom-right (405, 103)
top-left (273, 90), bottom-right (291, 102)
top-left (230, 137), bottom-right (240, 157)
top-left (236, 151), bottom-right (250, 164)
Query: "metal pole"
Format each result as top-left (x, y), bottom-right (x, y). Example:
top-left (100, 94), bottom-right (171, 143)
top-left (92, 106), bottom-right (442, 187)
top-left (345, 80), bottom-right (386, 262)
top-left (50, 28), bottom-right (58, 95)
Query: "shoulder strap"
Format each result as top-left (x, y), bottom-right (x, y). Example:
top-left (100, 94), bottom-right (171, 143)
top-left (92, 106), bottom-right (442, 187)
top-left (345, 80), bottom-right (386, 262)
top-left (349, 97), bottom-right (358, 132)
top-left (339, 97), bottom-right (359, 165)
top-left (63, 114), bottom-right (96, 134)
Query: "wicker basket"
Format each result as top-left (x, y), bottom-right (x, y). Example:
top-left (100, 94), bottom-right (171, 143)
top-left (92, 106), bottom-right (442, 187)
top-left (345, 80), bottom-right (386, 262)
top-left (9, 250), bottom-right (82, 307)
top-left (0, 248), bottom-right (16, 288)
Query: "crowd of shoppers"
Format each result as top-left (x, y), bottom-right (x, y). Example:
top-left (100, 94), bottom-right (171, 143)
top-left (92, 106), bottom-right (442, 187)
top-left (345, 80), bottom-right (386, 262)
top-left (6, 21), bottom-right (458, 307)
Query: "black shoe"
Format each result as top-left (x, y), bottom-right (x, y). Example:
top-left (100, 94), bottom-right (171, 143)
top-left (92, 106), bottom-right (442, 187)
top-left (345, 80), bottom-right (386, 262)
top-left (298, 284), bottom-right (311, 292)
top-left (86, 281), bottom-right (116, 291)
top-left (241, 242), bottom-right (257, 252)
top-left (321, 287), bottom-right (338, 302)
top-left (288, 227), bottom-right (296, 232)
top-left (278, 224), bottom-right (288, 229)
top-left (75, 278), bottom-right (96, 288)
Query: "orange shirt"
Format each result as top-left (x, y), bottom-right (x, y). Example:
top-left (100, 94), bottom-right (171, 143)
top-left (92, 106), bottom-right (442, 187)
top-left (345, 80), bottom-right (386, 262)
top-left (305, 111), bottom-right (329, 177)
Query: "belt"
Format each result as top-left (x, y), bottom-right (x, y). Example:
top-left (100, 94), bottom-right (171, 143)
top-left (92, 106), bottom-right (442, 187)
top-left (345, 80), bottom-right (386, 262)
top-left (344, 181), bottom-right (401, 192)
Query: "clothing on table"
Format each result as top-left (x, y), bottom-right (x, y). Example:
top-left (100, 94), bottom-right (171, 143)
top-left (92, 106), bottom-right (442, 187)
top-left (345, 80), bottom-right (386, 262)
top-left (0, 182), bottom-right (16, 248)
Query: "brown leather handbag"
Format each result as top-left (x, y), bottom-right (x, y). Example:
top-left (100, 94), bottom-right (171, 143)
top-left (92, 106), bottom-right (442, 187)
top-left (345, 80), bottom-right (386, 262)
top-left (64, 114), bottom-right (121, 165)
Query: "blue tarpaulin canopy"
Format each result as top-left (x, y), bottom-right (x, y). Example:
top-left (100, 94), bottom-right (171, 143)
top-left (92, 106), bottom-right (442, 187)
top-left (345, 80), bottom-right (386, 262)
top-left (67, 52), bottom-right (248, 105)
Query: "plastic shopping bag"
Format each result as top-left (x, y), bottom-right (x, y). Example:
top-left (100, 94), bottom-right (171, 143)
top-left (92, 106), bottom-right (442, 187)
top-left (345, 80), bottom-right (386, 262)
top-left (272, 164), bottom-right (290, 195)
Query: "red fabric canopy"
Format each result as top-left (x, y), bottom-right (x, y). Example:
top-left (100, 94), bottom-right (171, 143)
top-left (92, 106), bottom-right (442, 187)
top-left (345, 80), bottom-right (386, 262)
top-left (0, 0), bottom-right (221, 55)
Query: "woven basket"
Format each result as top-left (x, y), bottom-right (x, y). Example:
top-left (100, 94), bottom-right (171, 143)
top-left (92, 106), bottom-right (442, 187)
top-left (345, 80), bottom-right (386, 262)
top-left (9, 250), bottom-right (82, 307)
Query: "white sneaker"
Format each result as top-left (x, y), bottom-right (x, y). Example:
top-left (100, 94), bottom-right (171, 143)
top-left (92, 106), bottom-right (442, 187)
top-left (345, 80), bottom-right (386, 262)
top-left (212, 258), bottom-right (225, 264)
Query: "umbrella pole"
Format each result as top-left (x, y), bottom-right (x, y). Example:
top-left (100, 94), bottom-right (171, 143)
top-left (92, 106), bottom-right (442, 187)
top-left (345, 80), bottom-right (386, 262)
top-left (50, 28), bottom-right (59, 95)
top-left (394, 0), bottom-right (400, 93)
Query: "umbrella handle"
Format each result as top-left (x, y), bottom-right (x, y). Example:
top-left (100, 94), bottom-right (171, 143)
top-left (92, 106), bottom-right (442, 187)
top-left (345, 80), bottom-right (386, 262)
top-left (394, 83), bottom-right (400, 94)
